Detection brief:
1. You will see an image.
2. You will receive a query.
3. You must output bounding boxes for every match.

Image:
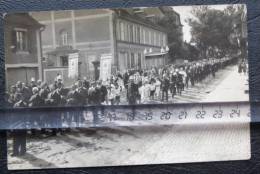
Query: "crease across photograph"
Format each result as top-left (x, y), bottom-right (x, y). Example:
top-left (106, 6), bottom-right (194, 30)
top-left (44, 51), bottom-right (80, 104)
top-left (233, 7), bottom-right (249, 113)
top-left (5, 4), bottom-right (250, 170)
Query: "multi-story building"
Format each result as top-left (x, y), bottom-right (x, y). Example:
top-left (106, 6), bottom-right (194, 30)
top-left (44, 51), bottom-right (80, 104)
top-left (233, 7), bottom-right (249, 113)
top-left (30, 7), bottom-right (181, 86)
top-left (4, 13), bottom-right (44, 88)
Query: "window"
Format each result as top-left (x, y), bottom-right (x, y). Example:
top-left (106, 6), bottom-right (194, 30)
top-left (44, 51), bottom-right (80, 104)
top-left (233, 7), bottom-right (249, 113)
top-left (156, 32), bottom-right (159, 46)
top-left (163, 34), bottom-right (167, 46)
top-left (120, 22), bottom-right (125, 41)
top-left (159, 33), bottom-right (162, 46)
top-left (133, 25), bottom-right (136, 43)
top-left (145, 29), bottom-right (149, 44)
top-left (126, 24), bottom-right (130, 42)
top-left (137, 53), bottom-right (142, 69)
top-left (60, 29), bottom-right (68, 46)
top-left (137, 26), bottom-right (140, 43)
top-left (148, 31), bottom-right (152, 45)
top-left (124, 23), bottom-right (128, 42)
top-left (151, 31), bottom-right (154, 45)
top-left (61, 32), bottom-right (68, 45)
top-left (130, 25), bottom-right (133, 42)
top-left (14, 29), bottom-right (28, 52)
top-left (131, 53), bottom-right (135, 68)
top-left (140, 28), bottom-right (143, 44)
top-left (142, 28), bottom-right (146, 44)
top-left (127, 53), bottom-right (131, 68)
top-left (117, 21), bottom-right (121, 40)
top-left (61, 56), bottom-right (68, 66)
top-left (153, 32), bottom-right (156, 46)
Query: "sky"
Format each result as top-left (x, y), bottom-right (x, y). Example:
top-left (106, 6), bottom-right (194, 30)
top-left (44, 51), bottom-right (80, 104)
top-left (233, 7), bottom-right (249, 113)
top-left (172, 4), bottom-right (232, 43)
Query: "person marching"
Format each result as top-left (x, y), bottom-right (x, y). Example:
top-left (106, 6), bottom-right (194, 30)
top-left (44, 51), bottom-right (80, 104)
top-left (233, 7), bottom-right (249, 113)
top-left (161, 74), bottom-right (170, 102)
top-left (170, 70), bottom-right (177, 99)
top-left (176, 70), bottom-right (183, 95)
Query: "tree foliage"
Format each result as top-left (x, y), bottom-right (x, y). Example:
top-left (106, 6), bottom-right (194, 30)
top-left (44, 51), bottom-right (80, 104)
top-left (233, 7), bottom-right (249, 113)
top-left (157, 14), bottom-right (184, 62)
top-left (187, 5), bottom-right (246, 59)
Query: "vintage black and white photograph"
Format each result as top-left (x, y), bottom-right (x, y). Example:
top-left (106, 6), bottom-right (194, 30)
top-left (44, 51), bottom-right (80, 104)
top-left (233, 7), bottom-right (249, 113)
top-left (6, 4), bottom-right (251, 170)
top-left (5, 3), bottom-right (248, 109)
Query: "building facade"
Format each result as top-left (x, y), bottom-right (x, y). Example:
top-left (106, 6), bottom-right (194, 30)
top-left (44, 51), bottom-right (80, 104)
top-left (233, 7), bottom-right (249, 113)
top-left (4, 13), bottom-right (44, 88)
top-left (30, 7), bottom-right (180, 85)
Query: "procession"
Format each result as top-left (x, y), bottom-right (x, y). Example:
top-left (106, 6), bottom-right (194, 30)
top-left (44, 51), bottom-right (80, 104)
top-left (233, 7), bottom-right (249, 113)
top-left (7, 55), bottom-right (245, 157)
top-left (6, 56), bottom-right (238, 109)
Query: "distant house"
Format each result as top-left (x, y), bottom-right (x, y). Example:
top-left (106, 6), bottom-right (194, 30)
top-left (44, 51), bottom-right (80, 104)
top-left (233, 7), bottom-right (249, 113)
top-left (30, 7), bottom-right (182, 85)
top-left (4, 13), bottom-right (44, 88)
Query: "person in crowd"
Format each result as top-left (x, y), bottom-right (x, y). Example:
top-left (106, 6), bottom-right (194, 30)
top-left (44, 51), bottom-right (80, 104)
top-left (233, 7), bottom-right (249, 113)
top-left (114, 83), bottom-right (121, 105)
top-left (100, 81), bottom-right (108, 104)
top-left (170, 70), bottom-right (177, 99)
top-left (28, 87), bottom-right (43, 107)
top-left (12, 93), bottom-right (27, 157)
top-left (29, 78), bottom-right (37, 91)
top-left (179, 67), bottom-right (186, 91)
top-left (28, 87), bottom-right (44, 135)
top-left (123, 70), bottom-right (130, 94)
top-left (45, 84), bottom-right (62, 136)
top-left (150, 78), bottom-right (156, 101)
top-left (87, 82), bottom-right (96, 105)
top-left (127, 76), bottom-right (138, 105)
top-left (161, 74), bottom-right (170, 102)
top-left (154, 77), bottom-right (161, 100)
top-left (139, 79), bottom-right (151, 104)
top-left (176, 70), bottom-right (184, 95)
top-left (107, 84), bottom-right (116, 105)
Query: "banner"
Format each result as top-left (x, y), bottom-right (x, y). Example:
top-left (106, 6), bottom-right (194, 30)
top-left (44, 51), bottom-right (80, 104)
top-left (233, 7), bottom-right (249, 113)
top-left (68, 53), bottom-right (79, 78)
top-left (100, 53), bottom-right (112, 81)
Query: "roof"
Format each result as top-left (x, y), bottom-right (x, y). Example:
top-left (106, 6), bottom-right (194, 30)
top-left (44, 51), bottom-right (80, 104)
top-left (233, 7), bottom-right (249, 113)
top-left (114, 8), bottom-right (168, 32)
top-left (5, 13), bottom-right (44, 28)
top-left (114, 7), bottom-right (182, 32)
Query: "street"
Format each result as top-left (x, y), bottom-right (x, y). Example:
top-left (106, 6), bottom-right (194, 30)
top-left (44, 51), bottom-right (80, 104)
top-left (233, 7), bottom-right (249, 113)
top-left (8, 122), bottom-right (250, 169)
top-left (175, 65), bottom-right (248, 103)
top-left (119, 64), bottom-right (249, 104)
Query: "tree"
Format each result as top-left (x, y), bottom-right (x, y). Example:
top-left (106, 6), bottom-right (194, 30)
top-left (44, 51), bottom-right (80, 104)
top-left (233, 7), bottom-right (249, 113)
top-left (157, 13), bottom-right (184, 62)
top-left (187, 5), bottom-right (246, 59)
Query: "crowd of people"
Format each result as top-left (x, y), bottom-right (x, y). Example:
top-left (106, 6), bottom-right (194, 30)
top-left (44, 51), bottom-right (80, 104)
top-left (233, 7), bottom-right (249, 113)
top-left (7, 56), bottom-right (238, 156)
top-left (6, 57), bottom-right (236, 109)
